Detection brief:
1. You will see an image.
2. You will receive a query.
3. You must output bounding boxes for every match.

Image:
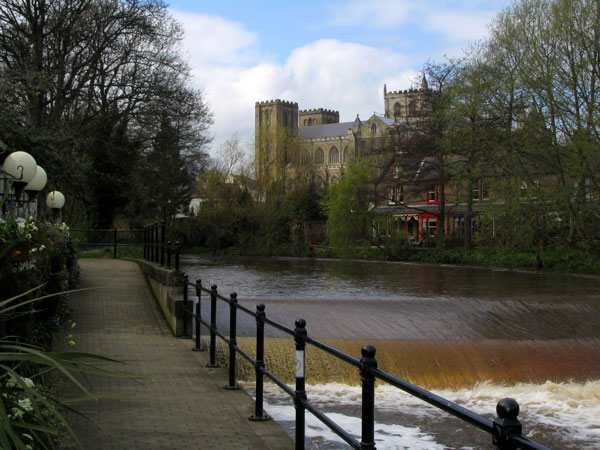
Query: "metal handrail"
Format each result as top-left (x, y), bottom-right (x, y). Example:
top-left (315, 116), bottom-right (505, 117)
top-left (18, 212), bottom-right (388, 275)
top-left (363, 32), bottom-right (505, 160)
top-left (177, 276), bottom-right (552, 450)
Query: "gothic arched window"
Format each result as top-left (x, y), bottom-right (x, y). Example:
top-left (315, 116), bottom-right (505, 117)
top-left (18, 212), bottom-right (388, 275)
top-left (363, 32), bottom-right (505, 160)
top-left (329, 146), bottom-right (339, 164)
top-left (342, 146), bottom-right (349, 162)
top-left (394, 102), bottom-right (401, 117)
top-left (314, 148), bottom-right (324, 164)
top-left (371, 123), bottom-right (377, 135)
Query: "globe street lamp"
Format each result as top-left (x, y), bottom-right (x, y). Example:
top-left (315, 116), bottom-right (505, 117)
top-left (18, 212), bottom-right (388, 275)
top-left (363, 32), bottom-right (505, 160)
top-left (46, 190), bottom-right (65, 223)
top-left (1, 148), bottom-right (55, 218)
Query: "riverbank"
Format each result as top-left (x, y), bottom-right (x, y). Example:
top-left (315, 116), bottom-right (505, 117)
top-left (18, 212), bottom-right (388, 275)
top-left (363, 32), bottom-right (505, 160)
top-left (183, 244), bottom-right (600, 275)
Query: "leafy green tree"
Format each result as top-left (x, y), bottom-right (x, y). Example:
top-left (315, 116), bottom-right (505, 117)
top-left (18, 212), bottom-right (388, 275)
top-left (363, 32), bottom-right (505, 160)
top-left (326, 160), bottom-right (371, 256)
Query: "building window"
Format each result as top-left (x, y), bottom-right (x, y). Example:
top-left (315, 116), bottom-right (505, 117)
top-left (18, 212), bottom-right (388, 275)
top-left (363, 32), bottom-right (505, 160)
top-left (394, 102), bottom-right (401, 117)
top-left (425, 217), bottom-right (437, 236)
top-left (472, 184), bottom-right (480, 200)
top-left (329, 147), bottom-right (339, 164)
top-left (397, 185), bottom-right (403, 203)
top-left (343, 146), bottom-right (349, 162)
top-left (427, 186), bottom-right (438, 202)
top-left (388, 187), bottom-right (395, 204)
top-left (371, 123), bottom-right (377, 135)
top-left (314, 148), bottom-right (324, 164)
top-left (308, 118), bottom-right (312, 126)
top-left (393, 166), bottom-right (399, 179)
top-left (330, 175), bottom-right (338, 184)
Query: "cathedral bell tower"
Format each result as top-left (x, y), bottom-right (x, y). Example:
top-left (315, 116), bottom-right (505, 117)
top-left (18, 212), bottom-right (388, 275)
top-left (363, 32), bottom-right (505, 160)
top-left (255, 99), bottom-right (299, 186)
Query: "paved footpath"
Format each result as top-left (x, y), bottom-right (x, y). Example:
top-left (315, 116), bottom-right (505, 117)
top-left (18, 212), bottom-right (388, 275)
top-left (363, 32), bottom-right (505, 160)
top-left (66, 258), bottom-right (293, 450)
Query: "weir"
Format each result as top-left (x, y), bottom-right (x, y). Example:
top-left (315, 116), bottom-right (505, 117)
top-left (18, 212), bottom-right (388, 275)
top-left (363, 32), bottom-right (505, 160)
top-left (223, 338), bottom-right (600, 389)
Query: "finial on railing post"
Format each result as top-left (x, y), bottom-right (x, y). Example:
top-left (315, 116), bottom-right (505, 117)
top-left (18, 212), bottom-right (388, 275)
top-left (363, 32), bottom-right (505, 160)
top-left (294, 318), bottom-right (307, 450)
top-left (360, 344), bottom-right (377, 449)
top-left (224, 292), bottom-right (240, 390)
top-left (493, 398), bottom-right (522, 450)
top-left (193, 278), bottom-right (203, 351)
top-left (160, 220), bottom-right (166, 266)
top-left (175, 240), bottom-right (180, 271)
top-left (250, 303), bottom-right (269, 421)
top-left (207, 284), bottom-right (219, 368)
top-left (180, 274), bottom-right (190, 338)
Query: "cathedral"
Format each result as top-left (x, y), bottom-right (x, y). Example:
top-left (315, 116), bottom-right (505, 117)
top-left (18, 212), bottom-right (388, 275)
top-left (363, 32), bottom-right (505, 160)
top-left (254, 77), bottom-right (430, 187)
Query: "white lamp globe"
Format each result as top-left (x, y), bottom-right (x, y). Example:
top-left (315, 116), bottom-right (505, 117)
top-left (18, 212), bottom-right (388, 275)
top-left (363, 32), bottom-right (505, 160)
top-left (46, 191), bottom-right (65, 209)
top-left (24, 165), bottom-right (47, 191)
top-left (2, 151), bottom-right (37, 183)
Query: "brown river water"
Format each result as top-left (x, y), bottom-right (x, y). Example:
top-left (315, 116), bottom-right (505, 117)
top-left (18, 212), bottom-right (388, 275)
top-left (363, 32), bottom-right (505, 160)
top-left (181, 255), bottom-right (600, 449)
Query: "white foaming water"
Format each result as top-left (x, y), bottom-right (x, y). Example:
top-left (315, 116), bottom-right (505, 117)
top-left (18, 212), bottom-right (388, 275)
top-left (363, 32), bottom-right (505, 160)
top-left (246, 380), bottom-right (600, 449)
top-left (262, 401), bottom-right (448, 450)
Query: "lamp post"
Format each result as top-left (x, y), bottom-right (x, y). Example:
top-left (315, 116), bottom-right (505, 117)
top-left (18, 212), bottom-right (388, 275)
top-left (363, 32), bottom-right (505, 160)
top-left (46, 191), bottom-right (65, 222)
top-left (1, 149), bottom-right (53, 218)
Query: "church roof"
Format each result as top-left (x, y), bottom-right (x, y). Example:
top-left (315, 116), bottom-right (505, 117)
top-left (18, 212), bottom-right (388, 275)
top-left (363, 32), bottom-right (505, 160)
top-left (298, 121), bottom-right (355, 139)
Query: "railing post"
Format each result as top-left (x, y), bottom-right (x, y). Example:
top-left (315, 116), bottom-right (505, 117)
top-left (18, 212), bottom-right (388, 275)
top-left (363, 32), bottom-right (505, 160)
top-left (294, 318), bottom-right (307, 450)
top-left (154, 222), bottom-right (159, 263)
top-left (360, 345), bottom-right (377, 450)
top-left (167, 240), bottom-right (172, 269)
top-left (181, 274), bottom-right (190, 338)
top-left (149, 224), bottom-right (153, 261)
top-left (207, 284), bottom-right (219, 368)
top-left (160, 220), bottom-right (166, 267)
top-left (193, 278), bottom-right (203, 351)
top-left (113, 228), bottom-right (118, 259)
top-left (175, 240), bottom-right (180, 271)
top-left (250, 303), bottom-right (269, 421)
top-left (143, 226), bottom-right (147, 260)
top-left (493, 398), bottom-right (522, 450)
top-left (224, 292), bottom-right (240, 390)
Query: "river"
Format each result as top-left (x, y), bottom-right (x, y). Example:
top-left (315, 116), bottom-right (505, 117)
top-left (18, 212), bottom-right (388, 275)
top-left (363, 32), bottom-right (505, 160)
top-left (181, 255), bottom-right (600, 449)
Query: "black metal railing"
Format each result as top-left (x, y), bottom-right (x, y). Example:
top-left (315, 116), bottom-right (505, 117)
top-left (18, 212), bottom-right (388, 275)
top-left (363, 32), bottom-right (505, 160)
top-left (73, 221), bottom-right (182, 264)
top-left (71, 227), bottom-right (146, 259)
top-left (141, 221), bottom-right (181, 270)
top-left (174, 275), bottom-right (551, 450)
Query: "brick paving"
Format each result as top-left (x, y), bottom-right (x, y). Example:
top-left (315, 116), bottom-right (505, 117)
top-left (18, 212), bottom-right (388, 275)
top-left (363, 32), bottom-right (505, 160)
top-left (65, 258), bottom-right (293, 450)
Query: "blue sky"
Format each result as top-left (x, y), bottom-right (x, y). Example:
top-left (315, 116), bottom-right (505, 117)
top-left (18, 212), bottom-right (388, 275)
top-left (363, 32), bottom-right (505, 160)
top-left (166, 0), bottom-right (513, 157)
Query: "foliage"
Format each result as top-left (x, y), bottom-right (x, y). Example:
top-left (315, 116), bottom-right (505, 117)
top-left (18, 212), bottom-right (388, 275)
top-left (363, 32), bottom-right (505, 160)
top-left (0, 0), bottom-right (212, 229)
top-left (326, 160), bottom-right (372, 257)
top-left (0, 219), bottom-right (78, 349)
top-left (173, 172), bottom-right (325, 256)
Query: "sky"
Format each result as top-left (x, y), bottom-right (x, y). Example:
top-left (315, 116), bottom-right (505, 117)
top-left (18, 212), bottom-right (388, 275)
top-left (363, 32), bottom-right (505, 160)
top-left (166, 0), bottom-right (513, 158)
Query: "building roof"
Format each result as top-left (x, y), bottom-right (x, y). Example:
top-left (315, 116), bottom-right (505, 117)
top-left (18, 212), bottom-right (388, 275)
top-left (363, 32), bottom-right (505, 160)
top-left (298, 121), bottom-right (355, 140)
top-left (374, 115), bottom-right (396, 126)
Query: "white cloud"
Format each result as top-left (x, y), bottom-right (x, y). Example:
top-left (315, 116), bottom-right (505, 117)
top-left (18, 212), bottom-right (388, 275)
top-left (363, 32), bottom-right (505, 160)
top-left (328, 0), bottom-right (496, 42)
top-left (170, 11), bottom-right (259, 66)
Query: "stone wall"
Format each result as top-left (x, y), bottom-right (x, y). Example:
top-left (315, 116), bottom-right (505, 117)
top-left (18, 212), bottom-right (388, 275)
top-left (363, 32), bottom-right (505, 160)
top-left (138, 260), bottom-right (191, 337)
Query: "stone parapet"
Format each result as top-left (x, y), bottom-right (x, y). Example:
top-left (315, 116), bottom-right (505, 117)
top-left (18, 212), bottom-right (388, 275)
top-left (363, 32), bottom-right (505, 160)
top-left (138, 260), bottom-right (191, 337)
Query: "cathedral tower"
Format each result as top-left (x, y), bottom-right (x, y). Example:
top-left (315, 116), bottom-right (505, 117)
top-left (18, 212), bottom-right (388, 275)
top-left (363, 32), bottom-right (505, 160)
top-left (255, 99), bottom-right (299, 186)
top-left (383, 76), bottom-right (430, 126)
